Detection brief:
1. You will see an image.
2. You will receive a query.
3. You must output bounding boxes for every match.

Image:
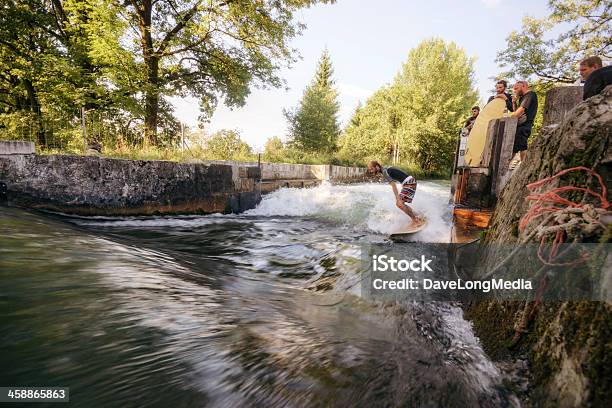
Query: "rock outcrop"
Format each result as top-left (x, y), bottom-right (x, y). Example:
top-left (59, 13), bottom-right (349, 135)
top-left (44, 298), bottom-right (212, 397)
top-left (466, 86), bottom-right (611, 407)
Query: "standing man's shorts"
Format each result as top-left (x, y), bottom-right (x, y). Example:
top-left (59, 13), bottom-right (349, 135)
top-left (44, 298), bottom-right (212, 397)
top-left (513, 125), bottom-right (532, 153)
top-left (399, 176), bottom-right (417, 203)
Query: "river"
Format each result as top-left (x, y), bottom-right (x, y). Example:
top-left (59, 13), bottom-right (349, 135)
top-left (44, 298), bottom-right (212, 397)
top-left (0, 182), bottom-right (519, 407)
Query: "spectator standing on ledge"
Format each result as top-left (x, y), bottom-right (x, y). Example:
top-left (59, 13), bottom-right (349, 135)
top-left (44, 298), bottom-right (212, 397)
top-left (487, 80), bottom-right (513, 112)
top-left (463, 106), bottom-right (480, 134)
top-left (580, 56), bottom-right (612, 100)
top-left (511, 81), bottom-right (538, 164)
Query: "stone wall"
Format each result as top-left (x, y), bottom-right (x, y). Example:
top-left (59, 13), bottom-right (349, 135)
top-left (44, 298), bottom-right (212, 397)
top-left (208, 161), bottom-right (366, 183)
top-left (0, 154), bottom-right (260, 215)
top-left (330, 165), bottom-right (367, 181)
top-left (0, 141), bottom-right (35, 155)
top-left (465, 86), bottom-right (612, 407)
top-left (0, 152), bottom-right (368, 214)
top-left (542, 86), bottom-right (583, 128)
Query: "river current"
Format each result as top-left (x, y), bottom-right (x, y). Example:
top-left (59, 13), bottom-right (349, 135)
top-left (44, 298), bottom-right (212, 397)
top-left (0, 182), bottom-right (519, 407)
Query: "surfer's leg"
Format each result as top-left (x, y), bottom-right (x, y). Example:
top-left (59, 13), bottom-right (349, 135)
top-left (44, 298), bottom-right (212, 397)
top-left (391, 183), bottom-right (417, 221)
top-left (396, 201), bottom-right (418, 222)
top-left (397, 180), bottom-right (422, 224)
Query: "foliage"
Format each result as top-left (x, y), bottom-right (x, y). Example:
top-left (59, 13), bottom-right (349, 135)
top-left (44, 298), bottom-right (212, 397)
top-left (284, 49), bottom-right (340, 153)
top-left (201, 129), bottom-right (254, 161)
top-left (262, 136), bottom-right (285, 162)
top-left (496, 0), bottom-right (611, 84)
top-left (0, 0), bottom-right (336, 148)
top-left (339, 38), bottom-right (478, 173)
top-left (111, 0), bottom-right (336, 143)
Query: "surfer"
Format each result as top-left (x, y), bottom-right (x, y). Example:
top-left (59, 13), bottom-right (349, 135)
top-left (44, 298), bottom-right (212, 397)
top-left (367, 161), bottom-right (424, 228)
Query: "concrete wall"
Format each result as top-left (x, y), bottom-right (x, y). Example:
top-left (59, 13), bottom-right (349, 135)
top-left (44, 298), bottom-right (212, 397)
top-left (260, 163), bottom-right (365, 182)
top-left (0, 141), bottom-right (35, 155)
top-left (201, 160), bottom-right (366, 194)
top-left (0, 142), bottom-right (367, 214)
top-left (201, 160), bottom-right (366, 182)
top-left (0, 154), bottom-right (260, 215)
top-left (259, 163), bottom-right (366, 193)
top-left (330, 165), bottom-right (366, 181)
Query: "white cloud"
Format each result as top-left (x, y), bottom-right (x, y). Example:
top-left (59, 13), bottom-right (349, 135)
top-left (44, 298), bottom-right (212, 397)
top-left (480, 0), bottom-right (502, 8)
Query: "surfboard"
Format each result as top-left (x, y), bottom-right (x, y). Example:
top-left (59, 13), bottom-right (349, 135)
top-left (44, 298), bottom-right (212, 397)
top-left (464, 98), bottom-right (507, 167)
top-left (389, 218), bottom-right (428, 242)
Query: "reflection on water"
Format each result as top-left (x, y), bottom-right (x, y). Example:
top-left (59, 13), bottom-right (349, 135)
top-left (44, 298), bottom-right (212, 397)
top-left (0, 183), bottom-right (518, 407)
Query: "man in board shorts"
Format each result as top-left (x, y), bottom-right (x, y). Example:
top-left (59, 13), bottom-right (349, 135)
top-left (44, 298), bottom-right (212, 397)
top-left (367, 161), bottom-right (424, 228)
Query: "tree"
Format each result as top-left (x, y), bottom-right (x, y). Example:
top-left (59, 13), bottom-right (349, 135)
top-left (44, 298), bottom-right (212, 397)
top-left (394, 38), bottom-right (478, 171)
top-left (284, 49), bottom-right (340, 153)
top-left (0, 0), bottom-right (338, 148)
top-left (339, 38), bottom-right (477, 173)
top-left (110, 0), bottom-right (336, 145)
top-left (204, 129), bottom-right (253, 160)
top-left (262, 136), bottom-right (284, 161)
top-left (0, 1), bottom-right (137, 147)
top-left (496, 0), bottom-right (611, 85)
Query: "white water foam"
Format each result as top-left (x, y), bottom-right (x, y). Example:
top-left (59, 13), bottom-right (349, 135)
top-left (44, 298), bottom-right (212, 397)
top-left (246, 181), bottom-right (452, 241)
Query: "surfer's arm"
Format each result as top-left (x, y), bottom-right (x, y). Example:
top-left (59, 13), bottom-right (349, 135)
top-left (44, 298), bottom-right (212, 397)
top-left (390, 182), bottom-right (403, 205)
top-left (390, 181), bottom-right (399, 197)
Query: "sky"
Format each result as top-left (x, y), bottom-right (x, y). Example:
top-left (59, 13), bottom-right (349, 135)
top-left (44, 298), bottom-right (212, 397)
top-left (170, 0), bottom-right (550, 151)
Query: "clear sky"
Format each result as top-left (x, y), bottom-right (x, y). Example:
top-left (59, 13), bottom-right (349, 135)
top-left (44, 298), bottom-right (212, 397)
top-left (170, 0), bottom-right (550, 150)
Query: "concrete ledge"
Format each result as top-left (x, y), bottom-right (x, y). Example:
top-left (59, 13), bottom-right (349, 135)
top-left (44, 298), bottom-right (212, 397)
top-left (0, 141), bottom-right (35, 155)
top-left (0, 153), bottom-right (366, 213)
top-left (0, 155), bottom-right (261, 215)
top-left (202, 160), bottom-right (366, 183)
top-left (261, 179), bottom-right (321, 194)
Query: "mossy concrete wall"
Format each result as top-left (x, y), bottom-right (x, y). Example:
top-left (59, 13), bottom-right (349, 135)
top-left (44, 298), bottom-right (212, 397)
top-left (0, 154), bottom-right (261, 215)
top-left (0, 154), bottom-right (368, 214)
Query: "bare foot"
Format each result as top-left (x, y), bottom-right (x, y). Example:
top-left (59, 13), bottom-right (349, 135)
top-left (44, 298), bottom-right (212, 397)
top-left (409, 218), bottom-right (425, 228)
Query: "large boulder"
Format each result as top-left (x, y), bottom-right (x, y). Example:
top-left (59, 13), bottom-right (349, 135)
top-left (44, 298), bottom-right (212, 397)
top-left (487, 85), bottom-right (611, 243)
top-left (466, 86), bottom-right (612, 407)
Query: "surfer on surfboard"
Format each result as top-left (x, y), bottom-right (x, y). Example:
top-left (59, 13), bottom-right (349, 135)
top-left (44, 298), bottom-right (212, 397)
top-left (367, 161), bottom-right (425, 229)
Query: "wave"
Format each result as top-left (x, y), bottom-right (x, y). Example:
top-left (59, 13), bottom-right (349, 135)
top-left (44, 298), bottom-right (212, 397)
top-left (246, 181), bottom-right (452, 241)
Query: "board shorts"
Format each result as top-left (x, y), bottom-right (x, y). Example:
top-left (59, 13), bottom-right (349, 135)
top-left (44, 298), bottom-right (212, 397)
top-left (399, 176), bottom-right (417, 204)
top-left (513, 125), bottom-right (532, 153)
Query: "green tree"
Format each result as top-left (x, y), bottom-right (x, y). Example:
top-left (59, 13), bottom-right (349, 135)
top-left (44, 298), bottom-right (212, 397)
top-left (496, 0), bottom-right (611, 85)
top-left (262, 136), bottom-right (285, 161)
top-left (339, 89), bottom-right (397, 161)
top-left (204, 129), bottom-right (253, 160)
top-left (394, 38), bottom-right (478, 171)
top-left (1, 0), bottom-right (338, 149)
top-left (0, 1), bottom-right (137, 148)
top-left (284, 49), bottom-right (340, 153)
top-left (339, 38), bottom-right (477, 173)
top-left (108, 0), bottom-right (336, 145)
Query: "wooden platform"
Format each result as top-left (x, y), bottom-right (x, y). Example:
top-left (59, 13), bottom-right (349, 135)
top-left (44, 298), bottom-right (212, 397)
top-left (453, 207), bottom-right (492, 229)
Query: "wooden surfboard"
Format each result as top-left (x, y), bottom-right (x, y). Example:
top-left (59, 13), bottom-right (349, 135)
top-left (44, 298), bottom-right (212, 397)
top-left (389, 218), bottom-right (428, 242)
top-left (464, 98), bottom-right (506, 167)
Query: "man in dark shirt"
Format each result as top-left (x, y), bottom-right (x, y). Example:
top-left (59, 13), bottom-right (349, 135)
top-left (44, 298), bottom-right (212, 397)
top-left (487, 80), bottom-right (513, 112)
top-left (511, 81), bottom-right (538, 162)
top-left (367, 161), bottom-right (423, 228)
top-left (580, 56), bottom-right (612, 100)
